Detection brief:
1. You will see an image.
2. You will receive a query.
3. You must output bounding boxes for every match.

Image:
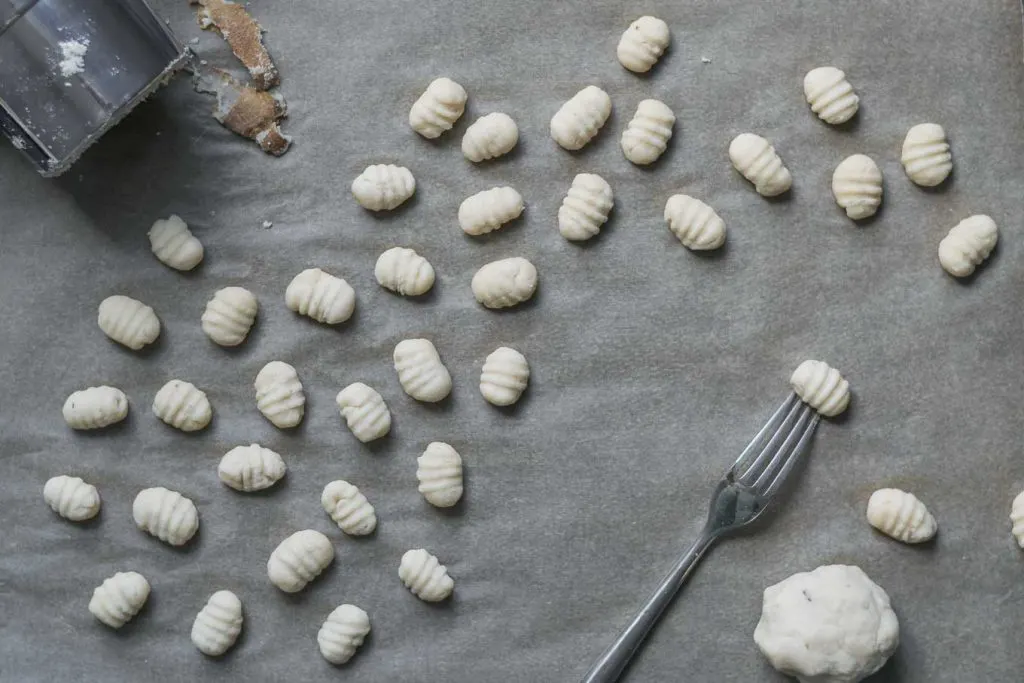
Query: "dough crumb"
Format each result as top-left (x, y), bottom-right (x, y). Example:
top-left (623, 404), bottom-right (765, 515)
top-left (190, 0), bottom-right (279, 90)
top-left (194, 69), bottom-right (291, 156)
top-left (701, 56), bottom-right (712, 64)
top-left (261, 220), bottom-right (273, 229)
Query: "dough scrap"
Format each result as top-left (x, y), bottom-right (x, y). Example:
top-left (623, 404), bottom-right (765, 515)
top-left (728, 133), bottom-right (792, 197)
top-left (410, 77), bottom-right (467, 139)
top-left (938, 214), bottom-right (997, 278)
top-left (550, 86), bottom-right (612, 151)
top-left (471, 257), bottom-right (538, 309)
top-left (63, 386), bottom-right (128, 430)
top-left (664, 194), bottom-right (726, 251)
top-left (617, 16), bottom-right (670, 73)
top-left (558, 173), bottom-right (613, 242)
top-left (832, 154), bottom-right (882, 220)
top-left (133, 486), bottom-right (199, 546)
top-left (621, 99), bottom-right (674, 165)
top-left (44, 475), bottom-right (101, 521)
top-left (417, 442), bottom-right (464, 508)
top-left (267, 529), bottom-right (334, 592)
top-left (866, 488), bottom-right (937, 544)
top-left (399, 548), bottom-right (454, 602)
top-left (321, 480), bottom-right (377, 536)
top-left (459, 186), bottom-right (524, 235)
top-left (149, 215), bottom-right (204, 271)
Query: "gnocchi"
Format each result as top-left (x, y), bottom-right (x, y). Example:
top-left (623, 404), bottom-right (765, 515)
top-left (728, 133), bottom-right (792, 197)
top-left (409, 77), bottom-right (467, 139)
top-left (480, 346), bottom-right (530, 406)
top-left (417, 442), bottom-right (464, 508)
top-left (558, 173), bottom-right (613, 242)
top-left (471, 257), bottom-right (538, 309)
top-left (459, 186), bottom-right (524, 235)
top-left (866, 488), bottom-right (937, 544)
top-left (832, 154), bottom-right (883, 220)
top-left (62, 385), bottom-right (128, 430)
top-left (318, 604), bottom-right (371, 665)
top-left (335, 382), bottom-right (391, 442)
top-left (393, 338), bottom-right (453, 403)
top-left (663, 194), bottom-right (727, 251)
top-left (285, 268), bottom-right (355, 324)
top-left (218, 444), bottom-right (287, 492)
top-left (550, 86), bottom-right (612, 151)
top-left (191, 590), bottom-right (243, 656)
top-left (98, 295), bottom-right (160, 350)
top-left (621, 99), bottom-right (675, 165)
top-left (790, 360), bottom-right (850, 417)
top-left (803, 67), bottom-right (859, 125)
top-left (1010, 491), bottom-right (1024, 548)
top-left (399, 548), bottom-right (454, 602)
top-left (375, 247), bottom-right (435, 296)
top-left (901, 123), bottom-right (952, 187)
top-left (617, 16), bottom-right (670, 73)
top-left (43, 475), bottom-right (101, 521)
top-left (267, 529), bottom-right (334, 593)
top-left (149, 214), bottom-right (204, 271)
top-left (254, 361), bottom-right (305, 429)
top-left (321, 480), bottom-right (377, 536)
top-left (89, 571), bottom-right (150, 629)
top-left (201, 286), bottom-right (258, 347)
top-left (132, 486), bottom-right (199, 546)
top-left (462, 112), bottom-right (518, 162)
top-left (351, 164), bottom-right (416, 211)
top-left (152, 379), bottom-right (212, 432)
top-left (939, 214), bottom-right (997, 278)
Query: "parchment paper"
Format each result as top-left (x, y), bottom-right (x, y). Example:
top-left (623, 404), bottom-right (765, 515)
top-left (2, 1), bottom-right (1023, 681)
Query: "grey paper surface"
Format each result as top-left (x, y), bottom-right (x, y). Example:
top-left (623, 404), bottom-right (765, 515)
top-left (2, 1), bottom-right (1023, 681)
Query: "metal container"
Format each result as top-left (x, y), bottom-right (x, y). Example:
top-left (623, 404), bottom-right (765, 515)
top-left (0, 0), bottom-right (188, 176)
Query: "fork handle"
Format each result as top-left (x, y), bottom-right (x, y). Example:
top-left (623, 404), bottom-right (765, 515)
top-left (580, 530), bottom-right (718, 683)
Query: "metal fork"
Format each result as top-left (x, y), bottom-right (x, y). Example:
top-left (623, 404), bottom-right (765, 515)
top-left (580, 392), bottom-right (821, 683)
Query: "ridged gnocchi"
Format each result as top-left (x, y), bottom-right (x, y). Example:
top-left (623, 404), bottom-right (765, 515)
top-left (393, 338), bottom-right (453, 403)
top-left (459, 186), bottom-right (524, 235)
top-left (558, 173), bottom-right (613, 242)
top-left (621, 99), bottom-right (675, 165)
top-left (351, 164), bottom-right (416, 211)
top-left (617, 16), bottom-right (670, 73)
top-left (132, 486), bottom-right (199, 546)
top-left (218, 444), bottom-right (287, 492)
top-left (375, 247), bottom-right (435, 296)
top-left (98, 295), bottom-right (160, 350)
top-left (480, 346), bottom-right (530, 406)
top-left (89, 571), bottom-right (150, 629)
top-left (409, 77), bottom-right (467, 139)
top-left (803, 67), bottom-right (859, 125)
top-left (471, 257), bottom-right (538, 309)
top-left (318, 604), bottom-right (371, 665)
top-left (866, 489), bottom-right (937, 544)
top-left (62, 385), bottom-right (128, 430)
top-left (417, 442), bottom-right (464, 508)
top-left (254, 361), bottom-right (305, 429)
top-left (335, 382), bottom-right (391, 442)
top-left (191, 590), bottom-right (243, 656)
top-left (267, 529), bottom-right (334, 593)
top-left (1010, 491), bottom-right (1024, 548)
top-left (939, 215), bottom-right (998, 278)
top-left (321, 480), bottom-right (377, 536)
top-left (550, 86), bottom-right (612, 151)
top-left (728, 133), bottom-right (792, 197)
top-left (152, 379), bottom-right (212, 432)
top-left (399, 548), bottom-right (454, 602)
top-left (201, 286), bottom-right (258, 347)
top-left (43, 475), bottom-right (101, 521)
top-left (285, 268), bottom-right (355, 324)
top-left (149, 214), bottom-right (204, 271)
top-left (663, 194), bottom-right (727, 251)
top-left (901, 123), bottom-right (952, 187)
top-left (462, 112), bottom-right (518, 162)
top-left (790, 360), bottom-right (850, 417)
top-left (832, 154), bottom-right (883, 220)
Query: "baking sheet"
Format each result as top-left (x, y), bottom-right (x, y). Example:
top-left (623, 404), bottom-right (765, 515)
top-left (2, 1), bottom-right (1023, 681)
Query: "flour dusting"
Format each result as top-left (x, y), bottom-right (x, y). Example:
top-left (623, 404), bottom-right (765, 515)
top-left (58, 39), bottom-right (90, 77)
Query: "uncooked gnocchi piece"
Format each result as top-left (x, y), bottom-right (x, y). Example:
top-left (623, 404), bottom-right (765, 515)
top-left (318, 604), bottom-right (371, 665)
top-left (939, 215), bottom-right (998, 278)
top-left (621, 99), bottom-right (675, 165)
top-left (462, 112), bottom-right (518, 162)
top-left (399, 548), bottom-right (454, 602)
top-left (471, 257), bottom-right (538, 309)
top-left (133, 486), bottom-right (199, 546)
top-left (98, 295), bottom-right (160, 350)
top-left (62, 385), bottom-right (128, 430)
top-left (152, 379), bottom-right (212, 432)
top-left (1010, 491), bottom-right (1024, 548)
top-left (901, 123), bottom-right (952, 187)
top-left (617, 16), bottom-right (670, 73)
top-left (218, 444), bottom-right (287, 492)
top-left (790, 360), bottom-right (850, 417)
top-left (335, 382), bottom-right (391, 442)
top-left (375, 247), bottom-right (435, 296)
top-left (149, 214), bottom-right (204, 271)
top-left (351, 164), bottom-right (416, 211)
top-left (393, 339), bottom-right (453, 403)
top-left (664, 194), bottom-right (727, 251)
top-left (201, 286), bottom-right (258, 347)
top-left (254, 361), bottom-right (305, 429)
top-left (558, 173), bottom-right (613, 242)
top-left (191, 590), bottom-right (243, 656)
top-left (89, 571), bottom-right (150, 629)
top-left (409, 77), bottom-right (467, 139)
top-left (285, 268), bottom-right (355, 324)
top-left (803, 67), bottom-right (859, 125)
top-left (321, 480), bottom-right (377, 535)
top-left (267, 529), bottom-right (334, 593)
top-left (417, 442), bottom-right (464, 508)
top-left (480, 346), bottom-right (530, 406)
top-left (459, 186), bottom-right (524, 235)
top-left (866, 488), bottom-right (937, 544)
top-left (44, 475), bottom-right (101, 521)
top-left (550, 86), bottom-right (612, 151)
top-left (728, 133), bottom-right (792, 197)
top-left (832, 154), bottom-right (883, 220)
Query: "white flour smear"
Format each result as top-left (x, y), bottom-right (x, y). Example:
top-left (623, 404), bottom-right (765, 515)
top-left (58, 39), bottom-right (90, 77)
